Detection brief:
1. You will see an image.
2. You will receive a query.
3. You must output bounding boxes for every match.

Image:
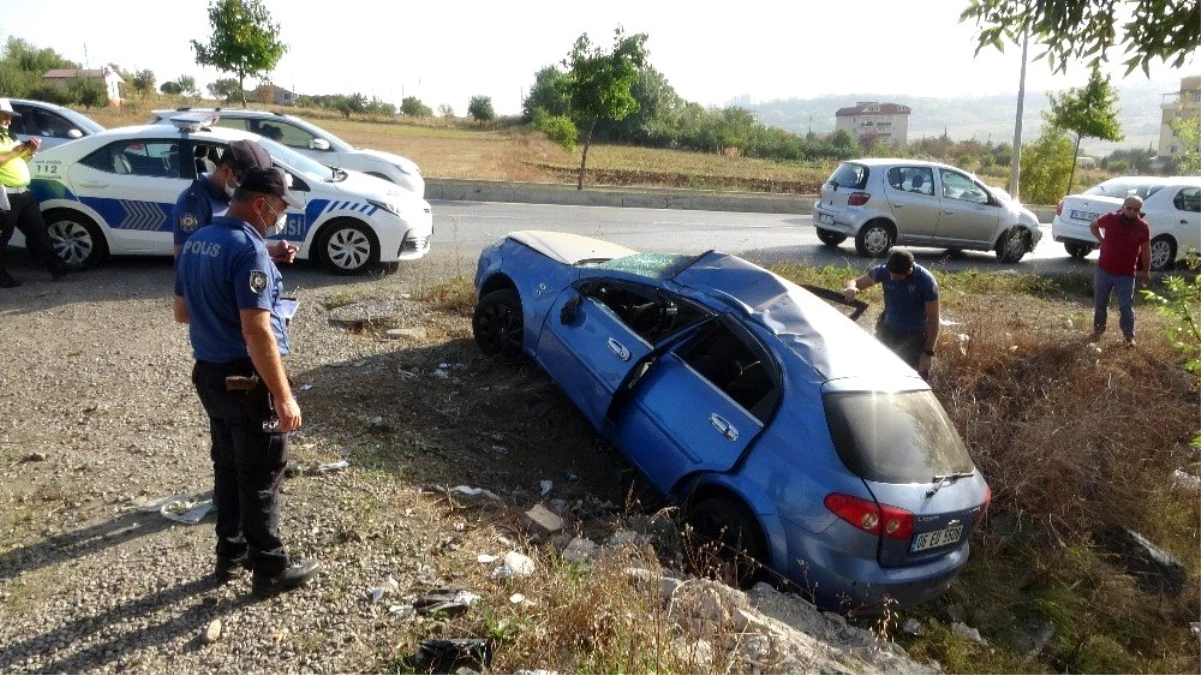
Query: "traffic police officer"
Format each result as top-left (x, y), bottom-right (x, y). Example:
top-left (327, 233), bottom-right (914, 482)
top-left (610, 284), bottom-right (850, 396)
top-left (0, 98), bottom-right (68, 287)
top-left (174, 167), bottom-right (319, 597)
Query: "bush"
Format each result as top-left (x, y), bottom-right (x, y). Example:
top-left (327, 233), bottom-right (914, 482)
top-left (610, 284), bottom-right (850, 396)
top-left (67, 77), bottom-right (107, 108)
top-left (1020, 124), bottom-right (1075, 204)
top-left (531, 108), bottom-right (578, 152)
top-left (400, 96), bottom-right (432, 118)
top-left (468, 95), bottom-right (495, 122)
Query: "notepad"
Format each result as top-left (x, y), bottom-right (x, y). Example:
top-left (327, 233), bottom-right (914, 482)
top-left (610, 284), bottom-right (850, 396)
top-left (279, 297), bottom-right (300, 321)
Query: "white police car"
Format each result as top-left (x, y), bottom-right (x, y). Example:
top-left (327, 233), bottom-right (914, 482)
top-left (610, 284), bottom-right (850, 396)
top-left (150, 108), bottom-right (424, 197)
top-left (17, 117), bottom-right (432, 274)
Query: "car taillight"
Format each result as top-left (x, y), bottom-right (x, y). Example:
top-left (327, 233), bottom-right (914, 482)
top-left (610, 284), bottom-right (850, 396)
top-left (824, 493), bottom-right (914, 541)
top-left (974, 485), bottom-right (992, 526)
top-left (1056, 199), bottom-right (1063, 216)
top-left (847, 191), bottom-right (871, 206)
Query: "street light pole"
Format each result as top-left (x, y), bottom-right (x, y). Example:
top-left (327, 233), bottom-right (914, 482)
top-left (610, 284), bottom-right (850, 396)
top-left (1010, 26), bottom-right (1030, 201)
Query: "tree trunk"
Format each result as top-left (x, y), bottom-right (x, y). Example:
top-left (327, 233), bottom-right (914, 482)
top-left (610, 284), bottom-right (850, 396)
top-left (1067, 134), bottom-right (1081, 196)
top-left (577, 119), bottom-right (597, 191)
top-left (239, 72), bottom-right (247, 108)
top-left (1010, 26), bottom-right (1030, 200)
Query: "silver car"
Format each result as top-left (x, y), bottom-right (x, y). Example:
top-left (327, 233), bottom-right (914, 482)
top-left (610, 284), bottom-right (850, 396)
top-left (813, 159), bottom-right (1042, 262)
top-left (8, 99), bottom-right (105, 150)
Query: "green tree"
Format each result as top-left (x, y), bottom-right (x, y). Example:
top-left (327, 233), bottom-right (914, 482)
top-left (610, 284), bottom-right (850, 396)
top-left (400, 96), bottom-right (432, 117)
top-left (532, 108), bottom-right (578, 152)
top-left (191, 0), bottom-right (287, 107)
top-left (131, 69), bottom-right (156, 97)
top-left (961, 0), bottom-right (1199, 75)
top-left (1020, 119), bottom-right (1076, 204)
top-left (207, 77), bottom-right (241, 101)
top-left (560, 27), bottom-right (648, 189)
top-left (175, 75), bottom-right (199, 97)
top-left (468, 95), bottom-right (494, 122)
top-left (1168, 115), bottom-right (1201, 174)
top-left (1047, 68), bottom-right (1123, 195)
top-left (68, 76), bottom-right (108, 108)
top-left (522, 65), bottom-right (570, 121)
top-left (160, 81), bottom-right (183, 95)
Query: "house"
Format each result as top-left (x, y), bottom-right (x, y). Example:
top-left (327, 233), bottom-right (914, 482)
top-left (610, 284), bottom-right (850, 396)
top-left (835, 101), bottom-right (911, 146)
top-left (42, 67), bottom-right (125, 106)
top-left (254, 83), bottom-right (296, 106)
top-left (1157, 75), bottom-right (1200, 160)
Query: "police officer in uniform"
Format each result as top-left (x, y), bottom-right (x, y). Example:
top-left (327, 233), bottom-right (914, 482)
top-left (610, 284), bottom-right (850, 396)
top-left (174, 167), bottom-right (319, 597)
top-left (171, 139), bottom-right (296, 264)
top-left (843, 249), bottom-right (941, 379)
top-left (0, 98), bottom-right (68, 287)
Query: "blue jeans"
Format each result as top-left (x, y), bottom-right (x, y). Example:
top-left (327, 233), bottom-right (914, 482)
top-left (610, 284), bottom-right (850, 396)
top-left (1094, 268), bottom-right (1136, 340)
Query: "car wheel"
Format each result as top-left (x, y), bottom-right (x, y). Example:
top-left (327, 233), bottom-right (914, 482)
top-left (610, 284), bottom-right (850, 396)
top-left (995, 227), bottom-right (1029, 264)
top-left (1149, 235), bottom-right (1176, 272)
top-left (1064, 241), bottom-right (1094, 260)
top-left (816, 228), bottom-right (847, 247)
top-left (318, 219), bottom-right (379, 275)
top-left (472, 288), bottom-right (525, 362)
top-left (854, 220), bottom-right (894, 258)
top-left (684, 496), bottom-right (767, 588)
top-left (44, 210), bottom-right (106, 269)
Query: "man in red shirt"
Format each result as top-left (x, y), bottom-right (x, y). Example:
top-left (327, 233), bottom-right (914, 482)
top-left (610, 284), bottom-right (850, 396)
top-left (1090, 196), bottom-right (1151, 346)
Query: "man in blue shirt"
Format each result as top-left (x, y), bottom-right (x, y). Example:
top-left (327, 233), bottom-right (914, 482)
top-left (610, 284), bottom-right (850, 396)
top-left (843, 249), bottom-right (941, 378)
top-left (174, 167), bottom-right (318, 597)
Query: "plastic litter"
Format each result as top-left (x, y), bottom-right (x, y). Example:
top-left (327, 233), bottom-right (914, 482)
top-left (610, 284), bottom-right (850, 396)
top-left (413, 586), bottom-right (481, 617)
top-left (451, 485), bottom-right (502, 501)
top-left (142, 491), bottom-right (214, 525)
top-left (369, 576), bottom-right (400, 603)
top-left (493, 551), bottom-right (535, 579)
top-left (476, 553), bottom-right (498, 564)
top-left (509, 593), bottom-right (525, 604)
top-left (540, 480), bottom-right (552, 496)
top-left (406, 638), bottom-right (493, 673)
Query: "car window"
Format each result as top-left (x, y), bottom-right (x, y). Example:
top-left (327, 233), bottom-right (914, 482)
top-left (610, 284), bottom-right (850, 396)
top-left (826, 162), bottom-right (869, 190)
top-left (676, 320), bottom-right (779, 421)
top-left (585, 281), bottom-right (707, 344)
top-left (251, 120), bottom-right (315, 149)
top-left (214, 118), bottom-right (251, 133)
top-left (1085, 180), bottom-right (1164, 201)
top-left (886, 166), bottom-right (935, 196)
top-left (255, 137), bottom-right (335, 182)
top-left (13, 105), bottom-right (76, 140)
top-left (823, 390), bottom-right (974, 483)
top-left (1172, 187), bottom-right (1200, 213)
top-left (81, 140), bottom-right (182, 178)
top-left (939, 170), bottom-right (989, 205)
top-left (583, 252), bottom-right (702, 280)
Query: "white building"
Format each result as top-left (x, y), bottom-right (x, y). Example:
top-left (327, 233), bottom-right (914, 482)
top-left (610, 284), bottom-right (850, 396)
top-left (1158, 75), bottom-right (1200, 159)
top-left (835, 101), bottom-right (911, 146)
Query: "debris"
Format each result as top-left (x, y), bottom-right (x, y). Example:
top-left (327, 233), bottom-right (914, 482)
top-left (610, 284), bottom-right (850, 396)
top-left (1098, 527), bottom-right (1187, 597)
top-left (314, 460), bottom-right (349, 474)
top-left (561, 537), bottom-right (599, 563)
top-left (476, 553), bottom-right (498, 564)
top-left (21, 452), bottom-right (47, 462)
top-left (491, 445), bottom-right (509, 456)
top-left (1065, 317), bottom-right (1074, 329)
top-left (432, 368), bottom-right (450, 379)
top-left (509, 593), bottom-right (525, 604)
top-left (406, 638), bottom-right (493, 673)
top-left (413, 586), bottom-right (480, 617)
top-left (607, 530), bottom-right (649, 547)
top-left (203, 618), bottom-right (222, 644)
top-left (493, 551), bottom-right (535, 579)
top-left (525, 504), bottom-right (563, 533)
top-left (902, 618), bottom-right (923, 635)
top-left (438, 536), bottom-right (461, 551)
top-left (548, 498), bottom-right (569, 514)
top-left (540, 480), bottom-right (553, 496)
top-left (285, 460), bottom-right (349, 478)
top-left (566, 472), bottom-right (579, 482)
top-left (451, 485), bottom-right (502, 501)
top-left (368, 416), bottom-right (385, 428)
top-left (297, 384), bottom-right (314, 392)
top-left (157, 492), bottom-right (214, 525)
top-left (369, 576), bottom-right (400, 603)
top-left (1024, 621), bottom-right (1056, 659)
top-left (385, 327), bottom-right (427, 341)
top-left (454, 522), bottom-right (467, 532)
top-left (1171, 469), bottom-right (1201, 493)
top-left (939, 318), bottom-right (960, 326)
top-left (951, 622), bottom-right (988, 645)
top-left (1087, 343), bottom-right (1102, 355)
top-left (389, 604), bottom-right (415, 618)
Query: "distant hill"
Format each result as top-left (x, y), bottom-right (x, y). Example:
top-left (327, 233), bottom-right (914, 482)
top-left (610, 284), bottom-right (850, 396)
top-left (745, 78), bottom-right (1177, 157)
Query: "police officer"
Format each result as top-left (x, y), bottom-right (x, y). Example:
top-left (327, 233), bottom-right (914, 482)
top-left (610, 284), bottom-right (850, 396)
top-left (170, 139), bottom-right (297, 264)
top-left (0, 98), bottom-right (68, 288)
top-left (843, 249), bottom-right (941, 379)
top-left (174, 167), bottom-right (319, 597)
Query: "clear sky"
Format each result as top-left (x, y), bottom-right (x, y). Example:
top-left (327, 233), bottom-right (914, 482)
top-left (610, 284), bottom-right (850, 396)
top-left (3, 0), bottom-right (1195, 114)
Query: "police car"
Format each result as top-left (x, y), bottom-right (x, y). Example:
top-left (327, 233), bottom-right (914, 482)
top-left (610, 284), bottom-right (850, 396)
top-left (17, 116), bottom-right (433, 274)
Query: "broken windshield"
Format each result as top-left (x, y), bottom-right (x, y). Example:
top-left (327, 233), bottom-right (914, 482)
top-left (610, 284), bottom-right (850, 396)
top-left (580, 252), bottom-right (704, 281)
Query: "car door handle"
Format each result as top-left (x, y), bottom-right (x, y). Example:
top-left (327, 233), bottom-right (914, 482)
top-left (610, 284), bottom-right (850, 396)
top-left (942, 210), bottom-right (954, 215)
top-left (891, 203), bottom-right (904, 208)
top-left (607, 338), bottom-right (631, 361)
top-left (709, 413), bottom-right (739, 441)
top-left (77, 180), bottom-right (108, 189)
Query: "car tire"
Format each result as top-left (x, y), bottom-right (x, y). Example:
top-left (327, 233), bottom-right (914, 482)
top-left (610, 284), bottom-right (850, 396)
top-left (816, 228), bottom-right (847, 247)
top-left (995, 227), bottom-right (1029, 264)
top-left (1149, 235), bottom-right (1176, 272)
top-left (854, 220), bottom-right (894, 258)
top-left (684, 496), bottom-right (768, 589)
top-left (1064, 241), bottom-right (1094, 260)
top-left (317, 219), bottom-right (379, 275)
top-left (472, 288), bottom-right (525, 363)
top-left (44, 209), bottom-right (107, 269)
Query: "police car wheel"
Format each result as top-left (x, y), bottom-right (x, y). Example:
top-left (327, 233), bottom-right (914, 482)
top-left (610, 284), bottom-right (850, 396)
top-left (318, 219), bottom-right (379, 275)
top-left (44, 210), bottom-right (106, 269)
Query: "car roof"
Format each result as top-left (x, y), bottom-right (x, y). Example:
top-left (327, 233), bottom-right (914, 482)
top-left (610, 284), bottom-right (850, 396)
top-left (1098, 175), bottom-right (1201, 187)
top-left (151, 107), bottom-right (292, 120)
top-left (77, 123), bottom-right (261, 142)
top-left (845, 158), bottom-right (949, 169)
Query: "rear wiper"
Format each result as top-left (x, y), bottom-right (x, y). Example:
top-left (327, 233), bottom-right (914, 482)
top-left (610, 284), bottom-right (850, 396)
top-left (927, 471), bottom-right (975, 498)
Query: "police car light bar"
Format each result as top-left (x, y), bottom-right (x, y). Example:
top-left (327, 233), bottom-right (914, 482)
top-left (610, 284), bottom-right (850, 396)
top-left (170, 112), bottom-right (221, 132)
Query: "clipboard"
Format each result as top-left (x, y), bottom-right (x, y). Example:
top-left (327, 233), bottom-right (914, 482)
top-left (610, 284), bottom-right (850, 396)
top-left (279, 297), bottom-right (300, 321)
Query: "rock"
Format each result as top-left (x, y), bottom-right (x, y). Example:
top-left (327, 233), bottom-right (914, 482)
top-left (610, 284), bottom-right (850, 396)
top-left (524, 504), bottom-right (563, 534)
top-left (203, 619), bottom-right (222, 644)
top-left (1023, 621), bottom-right (1055, 659)
top-left (492, 551), bottom-right (535, 578)
top-left (1171, 469), bottom-right (1201, 493)
top-left (385, 327), bottom-right (427, 341)
top-left (903, 618), bottom-right (924, 635)
top-left (22, 452), bottom-right (47, 462)
top-left (951, 622), bottom-right (988, 645)
top-left (607, 530), bottom-right (650, 547)
top-left (1098, 527), bottom-right (1187, 597)
top-left (561, 537), bottom-right (599, 563)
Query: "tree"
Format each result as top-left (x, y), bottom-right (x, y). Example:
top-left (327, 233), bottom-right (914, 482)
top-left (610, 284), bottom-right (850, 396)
top-left (160, 81), bottom-right (183, 95)
top-left (176, 75), bottom-right (199, 97)
top-left (522, 65), bottom-right (570, 121)
top-left (468, 95), bottom-right (494, 122)
top-left (191, 0), bottom-right (287, 107)
top-left (1168, 115), bottom-right (1201, 174)
top-left (1020, 119), bottom-right (1076, 204)
top-left (68, 76), bottom-right (108, 109)
top-left (131, 69), bottom-right (156, 97)
top-left (400, 96), bottom-right (432, 117)
top-left (961, 0), bottom-right (1199, 75)
top-left (560, 27), bottom-right (648, 189)
top-left (1048, 67), bottom-right (1123, 194)
top-left (207, 77), bottom-right (241, 102)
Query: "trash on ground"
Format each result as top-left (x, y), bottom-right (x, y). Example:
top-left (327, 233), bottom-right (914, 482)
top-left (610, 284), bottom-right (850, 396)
top-left (389, 604), bottom-right (415, 618)
top-left (1172, 469), bottom-right (1201, 493)
top-left (406, 638), bottom-right (494, 673)
top-left (297, 384), bottom-right (314, 392)
top-left (509, 593), bottom-right (525, 604)
top-left (540, 480), bottom-right (552, 496)
top-left (476, 553), bottom-right (499, 564)
top-left (951, 621), bottom-right (989, 645)
top-left (451, 485), bottom-right (502, 501)
top-left (525, 504), bottom-right (563, 533)
top-left (413, 586), bottom-right (481, 617)
top-left (562, 537), bottom-right (599, 563)
top-left (491, 445), bottom-right (509, 456)
top-left (203, 618), bottom-right (222, 644)
top-left (150, 491), bottom-right (214, 525)
top-left (493, 551), bottom-right (535, 579)
top-left (285, 459), bottom-right (349, 478)
top-left (21, 452), bottom-right (47, 462)
top-left (433, 368), bottom-right (450, 379)
top-left (369, 576), bottom-right (400, 603)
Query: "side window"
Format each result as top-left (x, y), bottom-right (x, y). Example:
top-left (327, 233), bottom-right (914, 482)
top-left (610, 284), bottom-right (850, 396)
top-left (22, 108), bottom-right (76, 139)
top-left (886, 166), bottom-right (935, 196)
top-left (80, 140), bottom-right (182, 178)
top-left (940, 170), bottom-right (989, 205)
top-left (586, 281), bottom-right (706, 344)
top-left (254, 121), bottom-right (314, 148)
top-left (677, 321), bottom-right (779, 420)
top-left (1173, 187), bottom-right (1200, 213)
top-left (214, 118), bottom-right (251, 133)
top-left (8, 105), bottom-right (31, 135)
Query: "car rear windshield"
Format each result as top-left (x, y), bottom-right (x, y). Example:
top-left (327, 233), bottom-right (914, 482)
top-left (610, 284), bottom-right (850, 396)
top-left (583, 252), bottom-right (702, 280)
top-left (1085, 180), bottom-right (1163, 200)
top-left (823, 390), bottom-right (974, 484)
top-left (826, 163), bottom-right (870, 190)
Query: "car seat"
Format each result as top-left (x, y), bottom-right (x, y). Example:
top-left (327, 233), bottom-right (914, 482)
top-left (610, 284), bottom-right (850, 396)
top-left (112, 152), bottom-right (132, 175)
top-left (911, 173), bottom-right (927, 194)
top-left (194, 146), bottom-right (217, 175)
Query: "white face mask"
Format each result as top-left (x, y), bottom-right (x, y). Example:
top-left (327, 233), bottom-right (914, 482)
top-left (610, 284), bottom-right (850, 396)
top-left (224, 183), bottom-right (236, 198)
top-left (263, 201), bottom-right (287, 237)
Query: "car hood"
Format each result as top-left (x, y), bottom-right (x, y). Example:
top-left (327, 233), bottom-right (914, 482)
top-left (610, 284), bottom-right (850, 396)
top-left (509, 230), bottom-right (637, 265)
top-left (329, 169), bottom-right (430, 209)
top-left (673, 252), bottom-right (921, 384)
top-left (352, 147), bottom-right (420, 173)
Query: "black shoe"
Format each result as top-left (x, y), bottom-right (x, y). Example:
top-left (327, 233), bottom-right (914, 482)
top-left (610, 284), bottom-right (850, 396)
top-left (252, 559), bottom-right (321, 598)
top-left (0, 271), bottom-right (21, 288)
top-left (214, 552), bottom-right (252, 581)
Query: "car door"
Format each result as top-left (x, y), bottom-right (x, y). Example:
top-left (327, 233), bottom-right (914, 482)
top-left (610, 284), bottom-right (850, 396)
top-left (1169, 186), bottom-right (1201, 256)
top-left (608, 316), bottom-right (777, 494)
top-left (11, 103), bottom-right (84, 150)
top-left (73, 138), bottom-right (187, 254)
top-left (882, 166), bottom-right (941, 242)
top-left (934, 168), bottom-right (1003, 246)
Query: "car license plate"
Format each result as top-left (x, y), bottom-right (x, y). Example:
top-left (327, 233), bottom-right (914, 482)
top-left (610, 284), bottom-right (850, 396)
top-left (1070, 209), bottom-right (1101, 222)
top-left (818, 213), bottom-right (834, 225)
top-left (910, 523), bottom-right (964, 553)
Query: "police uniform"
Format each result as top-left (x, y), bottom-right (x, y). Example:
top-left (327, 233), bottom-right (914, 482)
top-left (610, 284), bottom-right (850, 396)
top-left (868, 261), bottom-right (939, 369)
top-left (0, 106), bottom-right (67, 286)
top-left (171, 174), bottom-right (230, 249)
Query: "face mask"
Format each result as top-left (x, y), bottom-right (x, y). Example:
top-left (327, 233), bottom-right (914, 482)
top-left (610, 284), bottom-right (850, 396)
top-left (263, 201), bottom-right (287, 237)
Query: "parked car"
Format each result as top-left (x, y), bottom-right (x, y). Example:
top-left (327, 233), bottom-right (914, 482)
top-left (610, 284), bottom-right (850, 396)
top-left (472, 231), bottom-right (990, 612)
top-left (6, 98), bottom-right (105, 150)
top-left (13, 116), bottom-right (432, 274)
top-left (813, 159), bottom-right (1042, 262)
top-left (1051, 176), bottom-right (1201, 271)
top-left (149, 108), bottom-right (424, 197)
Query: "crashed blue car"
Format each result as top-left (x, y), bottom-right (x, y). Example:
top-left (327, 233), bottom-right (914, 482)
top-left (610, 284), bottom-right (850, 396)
top-left (472, 231), bottom-right (990, 611)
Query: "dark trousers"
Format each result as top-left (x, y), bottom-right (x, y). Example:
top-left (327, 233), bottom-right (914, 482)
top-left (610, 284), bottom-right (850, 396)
top-left (192, 359), bottom-right (289, 575)
top-left (876, 322), bottom-right (927, 370)
top-left (0, 191), bottom-right (66, 275)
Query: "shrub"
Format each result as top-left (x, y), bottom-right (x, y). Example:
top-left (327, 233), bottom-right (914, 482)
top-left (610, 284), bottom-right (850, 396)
top-left (532, 108), bottom-right (578, 152)
top-left (1020, 123), bottom-right (1075, 204)
top-left (468, 95), bottom-right (495, 122)
top-left (400, 96), bottom-right (432, 118)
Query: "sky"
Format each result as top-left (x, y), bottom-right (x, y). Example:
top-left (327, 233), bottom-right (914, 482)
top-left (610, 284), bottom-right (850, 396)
top-left (3, 0), bottom-right (1195, 115)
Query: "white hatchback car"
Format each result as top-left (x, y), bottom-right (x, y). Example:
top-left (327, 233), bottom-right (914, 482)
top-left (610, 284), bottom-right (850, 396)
top-left (150, 108), bottom-right (424, 197)
top-left (1051, 176), bottom-right (1201, 271)
top-left (14, 119), bottom-right (433, 274)
top-left (813, 159), bottom-right (1043, 263)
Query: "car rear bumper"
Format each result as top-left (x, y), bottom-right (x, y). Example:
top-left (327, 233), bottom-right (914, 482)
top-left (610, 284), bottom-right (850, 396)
top-left (812, 203), bottom-right (863, 236)
top-left (1051, 215), bottom-right (1095, 244)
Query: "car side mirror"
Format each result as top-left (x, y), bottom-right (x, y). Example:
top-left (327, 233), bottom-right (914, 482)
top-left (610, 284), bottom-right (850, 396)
top-left (309, 138), bottom-right (330, 151)
top-left (560, 295), bottom-right (582, 324)
top-left (67, 129), bottom-right (83, 139)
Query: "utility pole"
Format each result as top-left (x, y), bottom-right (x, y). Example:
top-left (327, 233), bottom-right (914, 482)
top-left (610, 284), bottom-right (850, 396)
top-left (1010, 25), bottom-right (1030, 201)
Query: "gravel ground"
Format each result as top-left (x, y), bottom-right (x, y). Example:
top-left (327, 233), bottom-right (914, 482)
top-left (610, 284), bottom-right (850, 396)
top-left (0, 253), bottom-right (938, 674)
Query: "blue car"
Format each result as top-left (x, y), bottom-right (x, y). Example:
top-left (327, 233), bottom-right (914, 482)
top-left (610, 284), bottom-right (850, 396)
top-left (472, 231), bottom-right (990, 612)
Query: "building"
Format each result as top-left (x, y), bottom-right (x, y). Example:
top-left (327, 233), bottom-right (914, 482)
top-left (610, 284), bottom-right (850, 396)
top-left (835, 101), bottom-right (911, 146)
top-left (42, 68), bottom-right (125, 106)
top-left (1158, 75), bottom-right (1200, 160)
